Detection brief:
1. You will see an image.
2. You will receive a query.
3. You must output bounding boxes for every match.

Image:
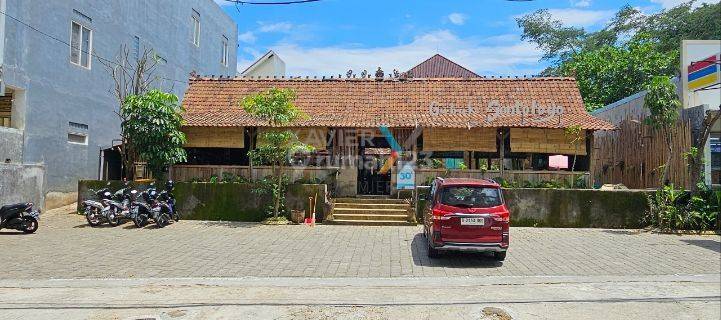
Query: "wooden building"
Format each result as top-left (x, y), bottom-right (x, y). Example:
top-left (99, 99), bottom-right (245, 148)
top-left (176, 73), bottom-right (614, 196)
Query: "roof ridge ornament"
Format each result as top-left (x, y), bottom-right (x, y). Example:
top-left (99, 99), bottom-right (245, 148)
top-left (375, 67), bottom-right (384, 80)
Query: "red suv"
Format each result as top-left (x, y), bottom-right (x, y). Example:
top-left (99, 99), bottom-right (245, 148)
top-left (422, 178), bottom-right (509, 260)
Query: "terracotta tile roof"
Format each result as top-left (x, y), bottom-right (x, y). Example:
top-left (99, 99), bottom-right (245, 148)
top-left (404, 54), bottom-right (480, 78)
top-left (182, 77), bottom-right (615, 130)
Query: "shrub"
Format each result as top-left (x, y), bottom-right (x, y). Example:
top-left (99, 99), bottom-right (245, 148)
top-left (646, 185), bottom-right (720, 231)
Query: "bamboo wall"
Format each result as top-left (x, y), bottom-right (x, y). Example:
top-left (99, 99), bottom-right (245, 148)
top-left (591, 119), bottom-right (692, 189)
top-left (257, 127), bottom-right (328, 150)
top-left (510, 128), bottom-right (586, 155)
top-left (170, 165), bottom-right (339, 183)
top-left (413, 168), bottom-right (589, 186)
top-left (184, 127), bottom-right (245, 148)
top-left (423, 128), bottom-right (497, 152)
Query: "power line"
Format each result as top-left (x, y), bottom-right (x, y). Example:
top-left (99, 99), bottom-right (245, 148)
top-left (223, 0), bottom-right (321, 5)
top-left (0, 9), bottom-right (190, 85)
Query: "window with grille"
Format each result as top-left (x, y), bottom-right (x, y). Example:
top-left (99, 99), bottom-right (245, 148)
top-left (70, 21), bottom-right (92, 68)
top-left (68, 122), bottom-right (88, 145)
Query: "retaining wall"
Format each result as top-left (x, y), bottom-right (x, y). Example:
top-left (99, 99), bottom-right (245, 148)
top-left (0, 163), bottom-right (45, 209)
top-left (415, 187), bottom-right (650, 228)
top-left (77, 180), bottom-right (328, 222)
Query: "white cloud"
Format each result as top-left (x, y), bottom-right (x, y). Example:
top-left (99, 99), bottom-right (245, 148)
top-left (238, 31), bottom-right (256, 43)
top-left (545, 9), bottom-right (614, 27)
top-left (650, 0), bottom-right (717, 9)
top-left (570, 0), bottom-right (591, 8)
top-left (258, 22), bottom-right (294, 33)
top-left (447, 13), bottom-right (468, 25)
top-left (238, 30), bottom-right (544, 77)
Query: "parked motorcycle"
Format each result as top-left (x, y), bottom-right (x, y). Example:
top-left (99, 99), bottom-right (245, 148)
top-left (158, 180), bottom-right (180, 222)
top-left (134, 185), bottom-right (172, 228)
top-left (82, 185), bottom-right (119, 227)
top-left (0, 202), bottom-right (41, 234)
top-left (108, 181), bottom-right (142, 225)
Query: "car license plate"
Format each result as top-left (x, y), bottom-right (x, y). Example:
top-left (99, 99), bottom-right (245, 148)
top-left (460, 217), bottom-right (484, 226)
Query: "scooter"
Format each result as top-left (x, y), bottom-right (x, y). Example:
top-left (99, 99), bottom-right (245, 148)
top-left (134, 185), bottom-right (172, 228)
top-left (0, 202), bottom-right (41, 234)
top-left (157, 180), bottom-right (179, 222)
top-left (82, 185), bottom-right (119, 227)
top-left (108, 182), bottom-right (141, 224)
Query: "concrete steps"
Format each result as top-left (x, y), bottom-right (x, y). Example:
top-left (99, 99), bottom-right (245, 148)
top-left (327, 197), bottom-right (415, 226)
top-left (334, 198), bottom-right (407, 204)
top-left (324, 219), bottom-right (416, 226)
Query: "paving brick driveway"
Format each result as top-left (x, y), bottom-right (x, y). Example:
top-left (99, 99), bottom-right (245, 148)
top-left (1, 205), bottom-right (719, 279)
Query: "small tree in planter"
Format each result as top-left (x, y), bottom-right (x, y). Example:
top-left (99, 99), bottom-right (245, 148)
top-left (122, 90), bottom-right (187, 179)
top-left (241, 88), bottom-right (312, 221)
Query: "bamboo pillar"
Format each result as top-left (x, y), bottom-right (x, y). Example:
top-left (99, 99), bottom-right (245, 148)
top-left (499, 129), bottom-right (506, 178)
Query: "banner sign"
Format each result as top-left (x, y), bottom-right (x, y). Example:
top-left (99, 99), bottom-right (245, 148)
top-left (688, 53), bottom-right (720, 91)
top-left (396, 162), bottom-right (415, 190)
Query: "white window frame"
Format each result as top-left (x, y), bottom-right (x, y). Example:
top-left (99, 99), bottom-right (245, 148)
top-left (70, 20), bottom-right (92, 69)
top-left (67, 132), bottom-right (88, 145)
top-left (221, 36), bottom-right (229, 66)
top-left (191, 11), bottom-right (200, 47)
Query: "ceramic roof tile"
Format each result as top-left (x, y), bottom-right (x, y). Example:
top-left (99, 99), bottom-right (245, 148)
top-left (182, 77), bottom-right (615, 130)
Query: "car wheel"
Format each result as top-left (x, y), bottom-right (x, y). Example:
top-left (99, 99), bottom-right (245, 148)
top-left (493, 251), bottom-right (507, 261)
top-left (427, 239), bottom-right (441, 258)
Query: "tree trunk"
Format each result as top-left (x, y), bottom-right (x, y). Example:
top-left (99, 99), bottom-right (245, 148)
top-left (571, 148), bottom-right (578, 188)
top-left (122, 138), bottom-right (135, 181)
top-left (660, 129), bottom-right (673, 186)
top-left (690, 108), bottom-right (721, 194)
top-left (273, 163), bottom-right (282, 219)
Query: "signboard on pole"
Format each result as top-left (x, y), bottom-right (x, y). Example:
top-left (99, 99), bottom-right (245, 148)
top-left (396, 162), bottom-right (415, 190)
top-left (681, 40), bottom-right (721, 109)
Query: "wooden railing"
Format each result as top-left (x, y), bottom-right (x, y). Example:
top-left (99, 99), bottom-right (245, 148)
top-left (170, 165), bottom-right (340, 183)
top-left (413, 168), bottom-right (589, 186)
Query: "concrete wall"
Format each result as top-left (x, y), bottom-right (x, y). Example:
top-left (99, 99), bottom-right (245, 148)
top-left (0, 125), bottom-right (22, 162)
top-left (2, 0), bottom-right (237, 207)
top-left (503, 189), bottom-right (650, 228)
top-left (240, 51), bottom-right (286, 78)
top-left (76, 180), bottom-right (329, 222)
top-left (592, 91), bottom-right (648, 125)
top-left (0, 163), bottom-right (44, 209)
top-left (335, 167), bottom-right (357, 197)
top-left (415, 187), bottom-right (650, 229)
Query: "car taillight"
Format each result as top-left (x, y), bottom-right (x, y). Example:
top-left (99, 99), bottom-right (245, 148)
top-left (492, 211), bottom-right (510, 222)
top-left (432, 208), bottom-right (452, 220)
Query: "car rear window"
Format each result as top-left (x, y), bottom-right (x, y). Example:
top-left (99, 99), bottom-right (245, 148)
top-left (439, 186), bottom-right (502, 208)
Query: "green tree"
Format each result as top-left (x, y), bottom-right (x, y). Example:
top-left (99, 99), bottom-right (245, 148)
top-left (559, 37), bottom-right (676, 111)
top-left (241, 88), bottom-right (312, 220)
top-left (517, 1), bottom-right (720, 108)
top-left (644, 76), bottom-right (681, 186)
top-left (121, 90), bottom-right (187, 179)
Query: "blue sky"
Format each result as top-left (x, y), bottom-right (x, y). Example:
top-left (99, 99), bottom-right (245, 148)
top-left (214, 0), bottom-right (714, 76)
